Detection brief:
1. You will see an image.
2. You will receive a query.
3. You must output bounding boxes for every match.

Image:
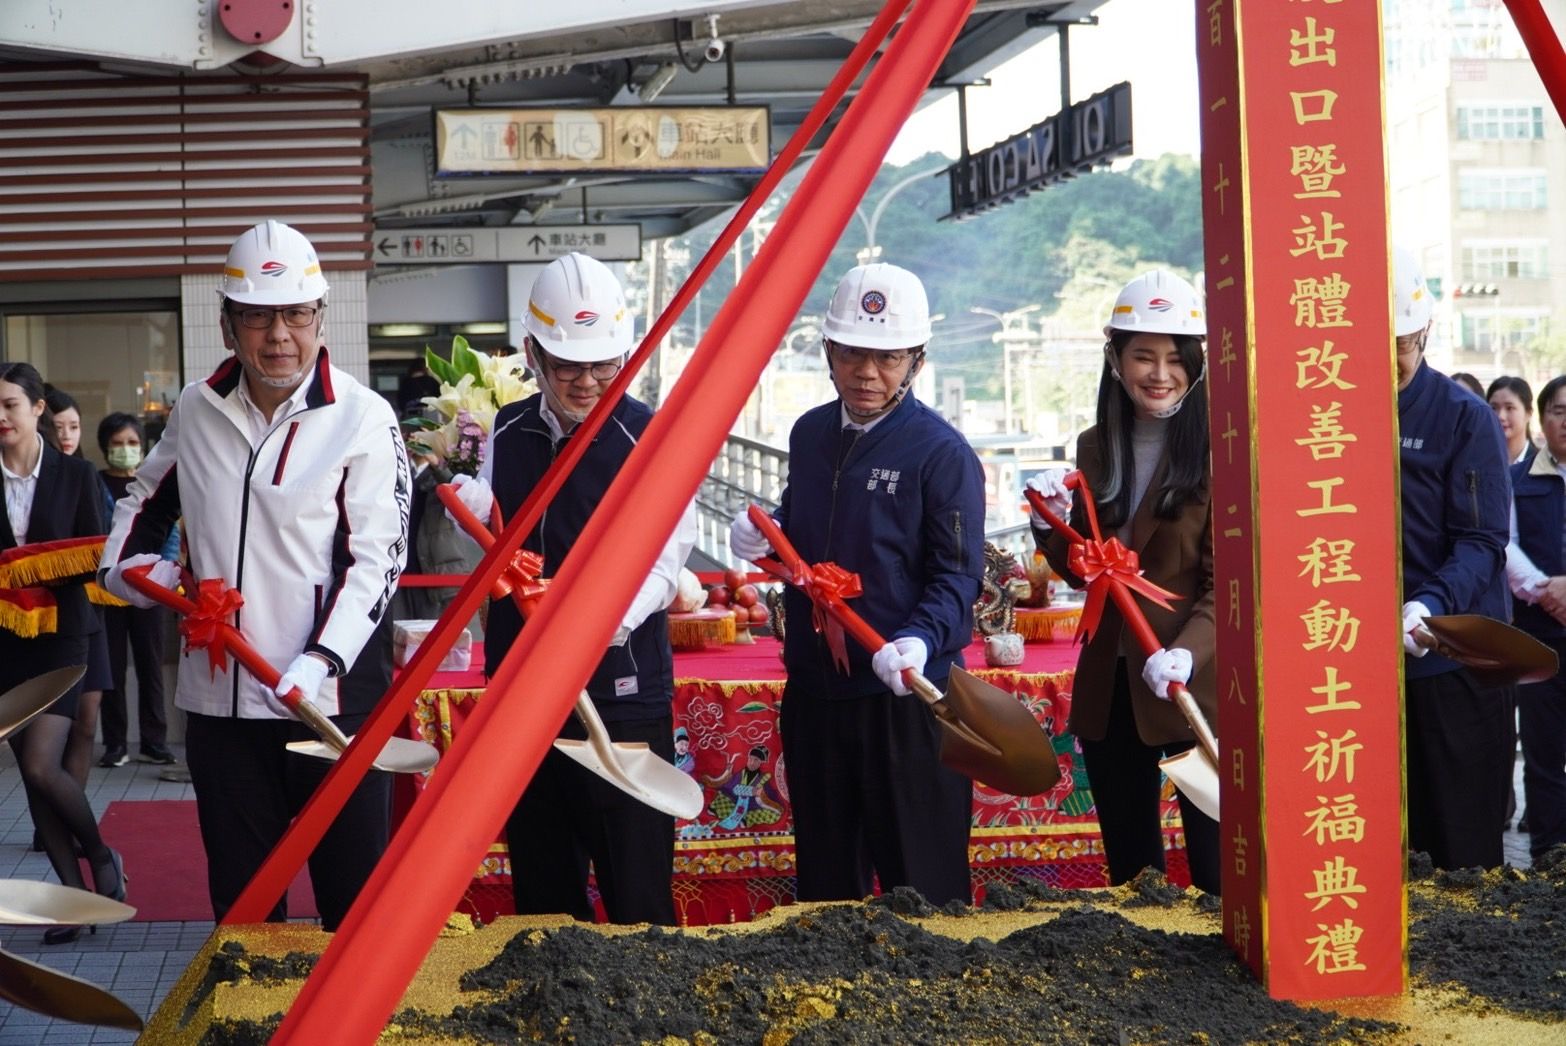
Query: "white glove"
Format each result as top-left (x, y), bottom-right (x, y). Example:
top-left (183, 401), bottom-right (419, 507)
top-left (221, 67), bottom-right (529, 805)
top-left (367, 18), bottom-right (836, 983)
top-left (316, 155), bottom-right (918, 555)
top-left (872, 637), bottom-right (928, 697)
top-left (1402, 600), bottom-right (1433, 657)
top-left (729, 512), bottom-right (773, 562)
top-left (102, 553), bottom-right (180, 609)
top-left (446, 474), bottom-right (494, 527)
top-left (1026, 470), bottom-right (1071, 528)
top-left (271, 653), bottom-right (331, 716)
top-left (1141, 646), bottom-right (1193, 700)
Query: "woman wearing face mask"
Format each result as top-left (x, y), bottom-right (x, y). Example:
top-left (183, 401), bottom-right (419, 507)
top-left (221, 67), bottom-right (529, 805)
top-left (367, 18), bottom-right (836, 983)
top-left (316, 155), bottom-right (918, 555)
top-left (0, 363), bottom-right (125, 942)
top-left (95, 413), bottom-right (176, 768)
top-left (1023, 271), bottom-right (1219, 896)
top-left (1487, 375), bottom-right (1537, 467)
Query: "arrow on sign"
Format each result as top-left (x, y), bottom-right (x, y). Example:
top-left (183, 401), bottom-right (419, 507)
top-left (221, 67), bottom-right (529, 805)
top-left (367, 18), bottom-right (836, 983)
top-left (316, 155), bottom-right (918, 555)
top-left (528, 234), bottom-right (546, 254)
top-left (377, 237), bottom-right (395, 256)
top-left (451, 124), bottom-right (478, 150)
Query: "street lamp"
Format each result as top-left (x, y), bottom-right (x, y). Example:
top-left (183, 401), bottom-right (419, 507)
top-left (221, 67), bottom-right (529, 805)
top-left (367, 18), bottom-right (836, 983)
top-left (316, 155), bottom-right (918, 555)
top-left (971, 304), bottom-right (1042, 434)
top-left (853, 167), bottom-right (943, 264)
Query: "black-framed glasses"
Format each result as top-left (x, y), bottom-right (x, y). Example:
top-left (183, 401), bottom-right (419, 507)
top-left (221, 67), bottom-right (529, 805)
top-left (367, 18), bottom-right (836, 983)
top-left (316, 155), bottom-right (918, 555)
top-left (541, 351), bottom-right (623, 382)
top-left (229, 305), bottom-right (321, 330)
top-left (827, 341), bottom-right (920, 369)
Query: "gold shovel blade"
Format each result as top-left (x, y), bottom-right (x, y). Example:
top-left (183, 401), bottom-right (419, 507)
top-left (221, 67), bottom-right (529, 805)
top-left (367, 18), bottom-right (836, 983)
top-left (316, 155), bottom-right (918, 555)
top-left (0, 666), bottom-right (86, 742)
top-left (0, 947), bottom-right (143, 1031)
top-left (552, 692), bottom-right (705, 820)
top-left (1160, 748), bottom-right (1221, 821)
top-left (935, 667), bottom-right (1062, 796)
top-left (284, 735), bottom-right (439, 775)
top-left (1424, 614), bottom-right (1559, 687)
top-left (0, 880), bottom-right (135, 926)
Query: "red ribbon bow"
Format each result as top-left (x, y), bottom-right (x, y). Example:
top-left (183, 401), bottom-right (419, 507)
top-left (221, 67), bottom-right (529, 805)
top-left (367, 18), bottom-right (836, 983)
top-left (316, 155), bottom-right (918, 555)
top-left (800, 561), bottom-right (864, 672)
top-left (1067, 535), bottom-right (1180, 645)
top-left (498, 550), bottom-right (550, 617)
top-left (180, 577), bottom-right (245, 677)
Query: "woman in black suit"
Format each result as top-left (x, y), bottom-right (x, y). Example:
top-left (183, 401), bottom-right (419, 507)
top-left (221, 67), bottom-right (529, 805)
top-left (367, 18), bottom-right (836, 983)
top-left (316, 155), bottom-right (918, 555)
top-left (0, 362), bottom-right (124, 943)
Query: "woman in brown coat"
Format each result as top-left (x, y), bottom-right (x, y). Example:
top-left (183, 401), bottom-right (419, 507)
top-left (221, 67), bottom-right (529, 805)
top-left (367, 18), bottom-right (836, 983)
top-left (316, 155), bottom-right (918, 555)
top-left (1027, 270), bottom-right (1219, 895)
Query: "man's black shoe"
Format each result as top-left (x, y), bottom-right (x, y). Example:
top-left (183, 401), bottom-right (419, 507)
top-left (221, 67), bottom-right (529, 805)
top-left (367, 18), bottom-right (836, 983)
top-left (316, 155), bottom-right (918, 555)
top-left (138, 744), bottom-right (177, 765)
top-left (98, 746), bottom-right (129, 768)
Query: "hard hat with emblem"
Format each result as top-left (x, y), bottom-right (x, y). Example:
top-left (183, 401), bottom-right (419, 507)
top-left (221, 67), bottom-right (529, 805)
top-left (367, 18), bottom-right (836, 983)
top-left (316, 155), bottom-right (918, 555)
top-left (523, 253), bottom-right (633, 363)
top-left (1104, 270), bottom-right (1206, 338)
top-left (217, 220), bottom-right (330, 306)
top-left (1392, 245), bottom-right (1433, 337)
top-left (822, 263), bottom-right (932, 351)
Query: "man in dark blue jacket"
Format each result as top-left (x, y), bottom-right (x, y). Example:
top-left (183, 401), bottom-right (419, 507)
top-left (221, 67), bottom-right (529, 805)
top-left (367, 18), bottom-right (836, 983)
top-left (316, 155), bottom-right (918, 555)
top-left (730, 263), bottom-right (985, 905)
top-left (1394, 247), bottom-right (1515, 870)
top-left (452, 253), bottom-right (696, 924)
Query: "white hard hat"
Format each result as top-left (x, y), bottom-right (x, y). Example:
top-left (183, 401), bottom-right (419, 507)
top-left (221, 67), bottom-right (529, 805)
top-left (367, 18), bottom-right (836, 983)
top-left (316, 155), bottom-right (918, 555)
top-left (1104, 270), bottom-right (1206, 338)
top-left (217, 220), bottom-right (329, 306)
top-left (1392, 245), bottom-right (1433, 337)
top-left (523, 253), bottom-right (632, 363)
top-left (822, 263), bottom-right (932, 351)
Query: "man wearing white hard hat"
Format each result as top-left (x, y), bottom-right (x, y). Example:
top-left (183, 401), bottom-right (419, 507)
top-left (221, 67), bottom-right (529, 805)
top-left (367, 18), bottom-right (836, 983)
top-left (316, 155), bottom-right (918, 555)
top-left (1392, 246), bottom-right (1515, 871)
top-left (449, 252), bottom-right (696, 925)
top-left (727, 263), bottom-right (985, 905)
top-left (100, 220), bottom-right (410, 928)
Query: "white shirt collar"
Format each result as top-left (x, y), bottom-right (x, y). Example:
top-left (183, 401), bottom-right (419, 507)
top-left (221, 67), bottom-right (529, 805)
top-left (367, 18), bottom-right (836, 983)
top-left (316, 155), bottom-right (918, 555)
top-left (236, 370), bottom-right (316, 443)
top-left (0, 433), bottom-right (44, 483)
top-left (838, 403), bottom-right (890, 434)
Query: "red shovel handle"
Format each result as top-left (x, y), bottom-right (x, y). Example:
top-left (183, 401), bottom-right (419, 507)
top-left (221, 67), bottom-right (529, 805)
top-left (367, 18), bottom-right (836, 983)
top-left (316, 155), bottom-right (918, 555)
top-left (434, 484), bottom-right (512, 602)
top-left (744, 505), bottom-right (889, 658)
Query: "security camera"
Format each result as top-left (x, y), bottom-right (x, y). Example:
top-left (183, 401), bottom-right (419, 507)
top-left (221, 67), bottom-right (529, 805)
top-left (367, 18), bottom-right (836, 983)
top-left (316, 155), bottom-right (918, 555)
top-left (702, 12), bottom-right (725, 63)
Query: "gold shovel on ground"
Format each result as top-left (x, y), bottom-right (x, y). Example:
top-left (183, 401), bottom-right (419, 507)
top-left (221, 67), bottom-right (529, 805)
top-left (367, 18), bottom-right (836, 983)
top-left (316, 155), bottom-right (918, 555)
top-left (436, 483), bottom-right (705, 820)
top-left (745, 506), bottom-right (1061, 797)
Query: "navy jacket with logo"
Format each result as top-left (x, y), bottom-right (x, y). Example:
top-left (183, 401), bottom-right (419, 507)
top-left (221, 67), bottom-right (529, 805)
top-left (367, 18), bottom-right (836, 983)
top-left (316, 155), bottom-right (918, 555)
top-left (483, 392), bottom-right (673, 721)
top-left (1510, 450), bottom-right (1565, 643)
top-left (1398, 360), bottom-right (1512, 679)
top-left (774, 393), bottom-right (985, 699)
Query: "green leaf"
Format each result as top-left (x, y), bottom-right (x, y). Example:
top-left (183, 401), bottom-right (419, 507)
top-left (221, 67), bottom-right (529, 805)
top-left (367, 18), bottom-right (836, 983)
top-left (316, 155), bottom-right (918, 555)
top-left (424, 345), bottom-right (458, 386)
top-left (736, 701), bottom-right (774, 714)
top-left (449, 335), bottom-right (484, 383)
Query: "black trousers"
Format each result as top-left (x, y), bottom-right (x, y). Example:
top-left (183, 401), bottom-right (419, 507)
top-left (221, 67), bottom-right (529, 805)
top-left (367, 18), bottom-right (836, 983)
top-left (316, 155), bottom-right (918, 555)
top-left (184, 711), bottom-right (390, 931)
top-left (1518, 666), bottom-right (1566, 859)
top-left (1407, 669), bottom-right (1515, 870)
top-left (780, 681), bottom-right (973, 906)
top-left (1077, 662), bottom-right (1221, 895)
top-left (100, 605), bottom-right (168, 750)
top-left (505, 711), bottom-right (677, 926)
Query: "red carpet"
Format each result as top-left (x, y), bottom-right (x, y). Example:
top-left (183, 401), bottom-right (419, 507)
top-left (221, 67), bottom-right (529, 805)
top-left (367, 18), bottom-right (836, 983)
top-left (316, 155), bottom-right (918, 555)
top-left (98, 800), bottom-right (317, 922)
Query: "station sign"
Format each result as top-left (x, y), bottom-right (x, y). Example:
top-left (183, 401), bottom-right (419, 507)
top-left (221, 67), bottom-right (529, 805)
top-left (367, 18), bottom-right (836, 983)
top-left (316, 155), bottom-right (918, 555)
top-left (434, 106), bottom-right (770, 175)
top-left (371, 225), bottom-right (642, 264)
top-left (942, 82), bottom-right (1133, 220)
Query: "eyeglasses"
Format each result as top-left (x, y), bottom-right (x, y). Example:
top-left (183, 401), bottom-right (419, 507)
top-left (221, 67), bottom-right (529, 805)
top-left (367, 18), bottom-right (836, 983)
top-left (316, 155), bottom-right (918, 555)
top-left (541, 353), bottom-right (623, 382)
top-left (827, 342), bottom-right (920, 369)
top-left (229, 306), bottom-right (321, 330)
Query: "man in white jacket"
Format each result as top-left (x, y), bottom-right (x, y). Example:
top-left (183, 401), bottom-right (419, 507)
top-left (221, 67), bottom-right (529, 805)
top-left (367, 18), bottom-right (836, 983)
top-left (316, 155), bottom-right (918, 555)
top-left (101, 221), bottom-right (409, 929)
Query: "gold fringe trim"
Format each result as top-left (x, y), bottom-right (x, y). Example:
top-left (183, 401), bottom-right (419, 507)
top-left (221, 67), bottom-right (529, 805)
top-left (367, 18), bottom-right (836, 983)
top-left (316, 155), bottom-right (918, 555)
top-left (0, 598), bottom-right (57, 638)
top-left (669, 614), bottom-right (737, 649)
top-left (87, 582), bottom-right (130, 608)
top-left (1013, 606), bottom-right (1082, 642)
top-left (0, 538), bottom-right (106, 587)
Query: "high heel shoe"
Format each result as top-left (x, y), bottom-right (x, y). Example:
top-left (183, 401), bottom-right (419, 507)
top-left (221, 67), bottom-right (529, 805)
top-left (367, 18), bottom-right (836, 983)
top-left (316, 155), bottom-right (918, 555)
top-left (42, 924), bottom-right (95, 945)
top-left (91, 848), bottom-right (127, 903)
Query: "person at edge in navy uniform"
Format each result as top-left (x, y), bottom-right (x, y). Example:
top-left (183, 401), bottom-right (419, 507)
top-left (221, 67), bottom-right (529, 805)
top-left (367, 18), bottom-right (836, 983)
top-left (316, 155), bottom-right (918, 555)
top-left (101, 221), bottom-right (409, 929)
top-left (446, 252), bottom-right (696, 925)
top-left (1392, 246), bottom-right (1516, 871)
top-left (728, 263), bottom-right (985, 906)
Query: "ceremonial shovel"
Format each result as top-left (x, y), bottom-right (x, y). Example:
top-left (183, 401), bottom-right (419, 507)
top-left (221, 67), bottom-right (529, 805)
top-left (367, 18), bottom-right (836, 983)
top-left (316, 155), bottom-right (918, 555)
top-left (0, 669), bottom-right (141, 1032)
top-left (122, 565), bottom-right (438, 775)
top-left (1418, 613), bottom-right (1558, 688)
top-left (437, 484), bottom-right (704, 820)
top-left (1026, 476), bottom-right (1221, 820)
top-left (745, 505), bottom-right (1061, 796)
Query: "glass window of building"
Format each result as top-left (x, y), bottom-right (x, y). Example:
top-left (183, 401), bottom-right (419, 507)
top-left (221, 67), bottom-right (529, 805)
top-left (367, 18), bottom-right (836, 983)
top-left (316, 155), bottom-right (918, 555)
top-left (1462, 241), bottom-right (1549, 280)
top-left (1457, 168), bottom-right (1548, 210)
top-left (2, 307), bottom-right (181, 466)
top-left (1457, 104), bottom-right (1546, 141)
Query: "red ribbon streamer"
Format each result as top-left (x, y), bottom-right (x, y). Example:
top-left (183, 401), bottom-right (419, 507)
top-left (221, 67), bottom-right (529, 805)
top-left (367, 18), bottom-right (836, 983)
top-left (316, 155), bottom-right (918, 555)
top-left (800, 560), bottom-right (863, 673)
top-left (180, 577), bottom-right (245, 677)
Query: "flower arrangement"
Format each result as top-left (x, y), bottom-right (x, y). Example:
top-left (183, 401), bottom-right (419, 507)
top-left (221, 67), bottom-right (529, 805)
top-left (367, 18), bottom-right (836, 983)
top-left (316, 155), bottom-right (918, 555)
top-left (405, 335), bottom-right (535, 476)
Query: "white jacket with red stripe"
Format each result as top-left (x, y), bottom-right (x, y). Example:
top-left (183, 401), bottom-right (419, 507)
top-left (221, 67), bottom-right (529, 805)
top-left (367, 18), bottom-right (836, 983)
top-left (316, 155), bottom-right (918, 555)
top-left (101, 351), bottom-right (410, 718)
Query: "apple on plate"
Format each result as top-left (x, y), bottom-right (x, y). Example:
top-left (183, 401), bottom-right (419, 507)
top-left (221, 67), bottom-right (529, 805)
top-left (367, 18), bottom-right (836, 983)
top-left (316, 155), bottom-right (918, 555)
top-left (747, 603), bottom-right (768, 625)
top-left (733, 584), bottom-right (760, 609)
top-left (723, 567), bottom-right (747, 591)
top-left (707, 584), bottom-right (731, 607)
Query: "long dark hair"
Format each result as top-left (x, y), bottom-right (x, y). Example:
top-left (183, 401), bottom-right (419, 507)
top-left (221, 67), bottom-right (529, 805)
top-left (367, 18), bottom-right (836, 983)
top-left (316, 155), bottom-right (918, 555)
top-left (1092, 330), bottom-right (1209, 529)
top-left (43, 384), bottom-right (83, 457)
top-left (1487, 375), bottom-right (1535, 441)
top-left (0, 361), bottom-right (55, 450)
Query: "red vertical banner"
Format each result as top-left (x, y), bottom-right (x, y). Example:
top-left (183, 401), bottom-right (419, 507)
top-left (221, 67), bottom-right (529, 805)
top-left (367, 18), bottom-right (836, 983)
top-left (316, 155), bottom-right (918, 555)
top-left (1200, 0), bottom-right (1406, 1000)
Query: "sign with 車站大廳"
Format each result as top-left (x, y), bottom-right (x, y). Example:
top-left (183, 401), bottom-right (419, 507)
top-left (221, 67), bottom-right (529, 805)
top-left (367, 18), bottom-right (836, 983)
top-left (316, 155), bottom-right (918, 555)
top-left (371, 225), bottom-right (641, 264)
top-left (434, 107), bottom-right (770, 175)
